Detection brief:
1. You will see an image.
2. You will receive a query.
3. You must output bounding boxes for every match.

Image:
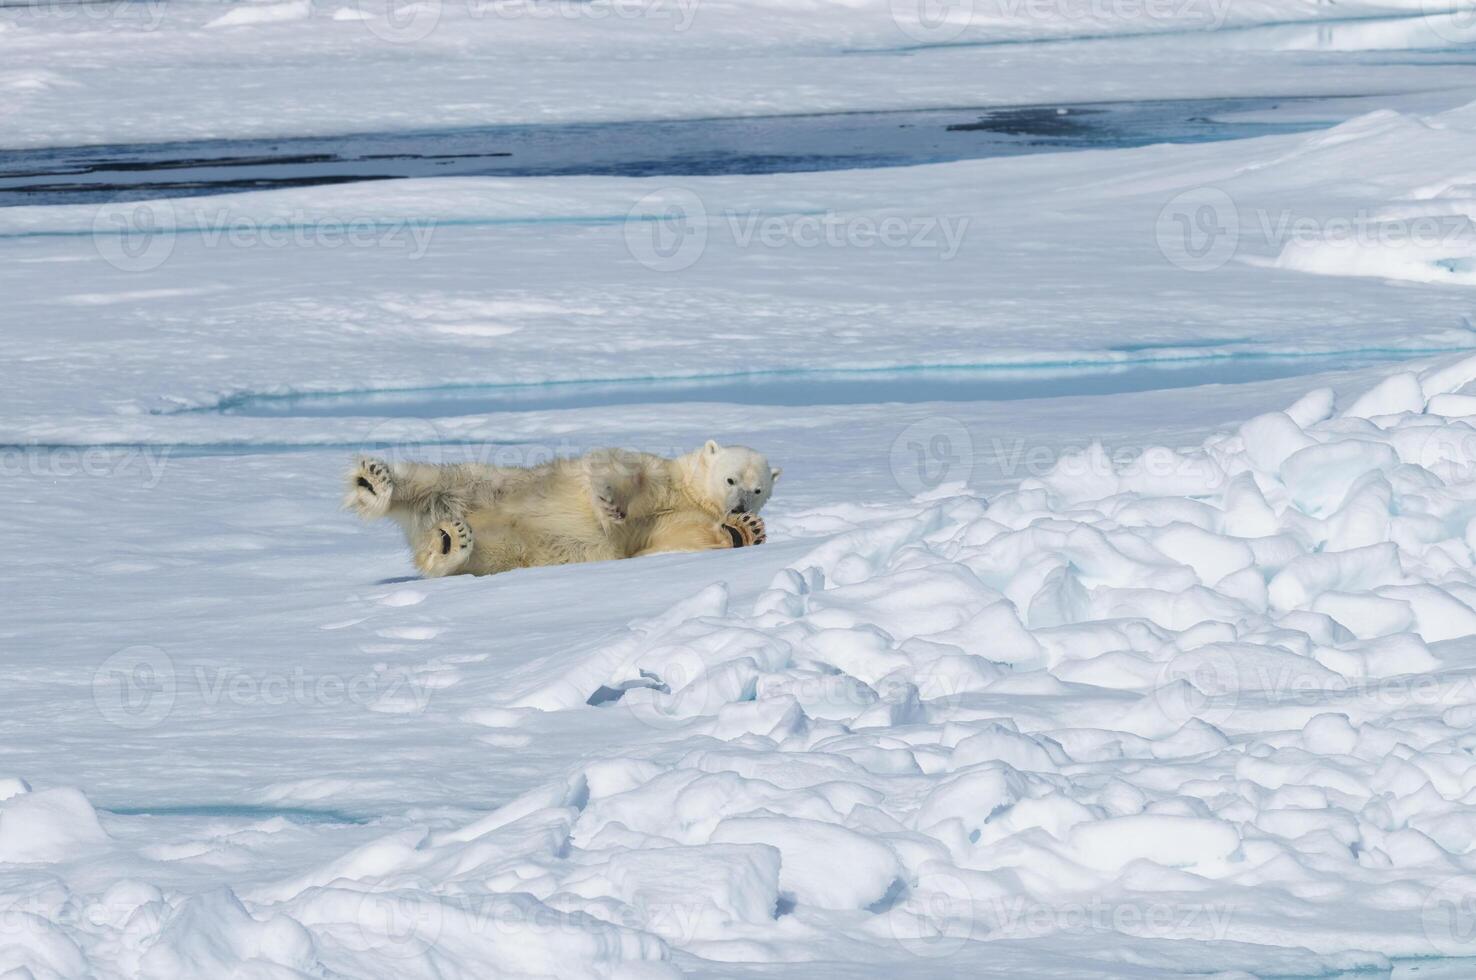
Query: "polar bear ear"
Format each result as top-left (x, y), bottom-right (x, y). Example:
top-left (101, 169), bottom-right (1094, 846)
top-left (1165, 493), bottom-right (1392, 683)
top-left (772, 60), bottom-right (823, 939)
top-left (771, 467), bottom-right (782, 483)
top-left (704, 440), bottom-right (721, 456)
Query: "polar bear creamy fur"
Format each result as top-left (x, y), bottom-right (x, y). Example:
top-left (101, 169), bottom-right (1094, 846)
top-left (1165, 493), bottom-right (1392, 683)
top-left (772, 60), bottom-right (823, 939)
top-left (344, 441), bottom-right (779, 577)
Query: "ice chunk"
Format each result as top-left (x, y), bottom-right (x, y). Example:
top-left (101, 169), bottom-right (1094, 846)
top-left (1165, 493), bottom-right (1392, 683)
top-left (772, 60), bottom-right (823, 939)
top-left (1280, 440), bottom-right (1400, 517)
top-left (911, 764), bottom-right (1028, 836)
top-left (807, 564), bottom-right (999, 641)
top-left (1426, 393), bottom-right (1476, 418)
top-left (0, 786), bottom-right (107, 863)
top-left (951, 723), bottom-right (1068, 773)
top-left (1067, 814), bottom-right (1240, 871)
top-left (1343, 372), bottom-right (1425, 420)
top-left (1300, 713), bottom-right (1359, 755)
top-left (1221, 473), bottom-right (1281, 538)
top-left (1286, 388), bottom-right (1337, 427)
top-left (1267, 543), bottom-right (1406, 611)
top-left (1240, 411), bottom-right (1316, 473)
top-left (711, 816), bottom-right (902, 910)
top-left (1421, 352), bottom-right (1476, 400)
top-left (1149, 523), bottom-right (1254, 586)
top-left (923, 600), bottom-right (1043, 667)
top-left (1376, 584), bottom-right (1476, 642)
top-left (799, 627), bottom-right (911, 687)
top-left (563, 844), bottom-right (782, 939)
top-left (1311, 590), bottom-right (1413, 639)
top-left (139, 888), bottom-right (317, 979)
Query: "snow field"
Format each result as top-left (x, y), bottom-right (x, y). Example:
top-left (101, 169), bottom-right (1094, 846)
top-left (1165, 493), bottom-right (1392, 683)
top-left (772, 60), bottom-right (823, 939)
top-left (7, 8), bottom-right (1476, 975)
top-left (8, 100), bottom-right (1476, 446)
top-left (5, 0), bottom-right (1474, 149)
top-left (14, 356), bottom-right (1476, 975)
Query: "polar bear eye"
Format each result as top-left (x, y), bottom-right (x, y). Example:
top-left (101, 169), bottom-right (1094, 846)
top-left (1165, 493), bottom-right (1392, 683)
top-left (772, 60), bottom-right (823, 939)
top-left (726, 478), bottom-right (736, 485)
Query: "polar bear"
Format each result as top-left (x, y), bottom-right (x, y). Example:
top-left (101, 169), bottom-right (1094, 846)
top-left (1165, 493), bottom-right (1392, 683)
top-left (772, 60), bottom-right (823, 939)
top-left (344, 441), bottom-right (780, 578)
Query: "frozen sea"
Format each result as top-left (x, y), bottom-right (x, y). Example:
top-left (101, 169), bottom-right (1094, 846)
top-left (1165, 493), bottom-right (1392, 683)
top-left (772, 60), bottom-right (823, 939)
top-left (5, 0), bottom-right (1476, 977)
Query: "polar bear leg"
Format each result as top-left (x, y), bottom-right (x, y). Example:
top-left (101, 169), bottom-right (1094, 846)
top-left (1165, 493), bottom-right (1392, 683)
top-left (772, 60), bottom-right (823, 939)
top-left (589, 477), bottom-right (627, 527)
top-left (415, 518), bottom-right (475, 577)
top-left (583, 449), bottom-right (656, 529)
top-left (345, 456), bottom-right (396, 520)
top-left (632, 523), bottom-right (726, 556)
top-left (634, 513), bottom-right (766, 557)
top-left (347, 457), bottom-right (501, 528)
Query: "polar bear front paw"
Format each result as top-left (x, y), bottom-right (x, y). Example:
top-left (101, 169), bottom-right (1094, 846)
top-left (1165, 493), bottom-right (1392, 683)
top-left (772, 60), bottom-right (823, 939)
top-left (722, 513), bottom-right (766, 548)
top-left (419, 518), bottom-right (474, 577)
top-left (346, 457), bottom-right (394, 519)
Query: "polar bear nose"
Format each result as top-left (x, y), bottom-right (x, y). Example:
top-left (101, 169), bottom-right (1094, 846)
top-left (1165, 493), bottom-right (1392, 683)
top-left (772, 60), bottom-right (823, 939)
top-left (731, 501), bottom-right (748, 514)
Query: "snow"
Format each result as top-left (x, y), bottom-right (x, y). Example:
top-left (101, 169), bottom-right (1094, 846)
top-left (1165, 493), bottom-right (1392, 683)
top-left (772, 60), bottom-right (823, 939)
top-left (711, 817), bottom-right (900, 909)
top-left (9, 0), bottom-right (1476, 975)
top-left (20, 349), bottom-right (1476, 974)
top-left (3, 0), bottom-right (1476, 149)
top-left (204, 0), bottom-right (313, 29)
top-left (0, 788), bottom-right (109, 863)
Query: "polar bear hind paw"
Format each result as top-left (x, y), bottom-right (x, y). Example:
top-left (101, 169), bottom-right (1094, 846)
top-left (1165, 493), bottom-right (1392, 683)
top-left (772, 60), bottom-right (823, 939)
top-left (346, 457), bottom-right (394, 519)
top-left (419, 518), bottom-right (474, 577)
top-left (592, 482), bottom-right (627, 525)
top-left (723, 513), bottom-right (766, 548)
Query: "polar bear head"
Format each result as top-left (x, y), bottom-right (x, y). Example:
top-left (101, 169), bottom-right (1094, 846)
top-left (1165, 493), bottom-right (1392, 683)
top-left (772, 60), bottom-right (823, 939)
top-left (691, 440), bottom-right (781, 516)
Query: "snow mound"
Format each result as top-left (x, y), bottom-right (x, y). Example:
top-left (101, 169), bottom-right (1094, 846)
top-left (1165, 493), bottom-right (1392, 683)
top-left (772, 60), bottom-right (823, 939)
top-left (1264, 109), bottom-right (1476, 286)
top-left (0, 787), bottom-right (108, 863)
top-left (205, 0), bottom-right (311, 28)
top-left (444, 353), bottom-right (1476, 967)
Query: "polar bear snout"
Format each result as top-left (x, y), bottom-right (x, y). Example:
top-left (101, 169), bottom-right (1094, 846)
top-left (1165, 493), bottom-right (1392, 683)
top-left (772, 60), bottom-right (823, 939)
top-left (725, 475), bottom-right (775, 516)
